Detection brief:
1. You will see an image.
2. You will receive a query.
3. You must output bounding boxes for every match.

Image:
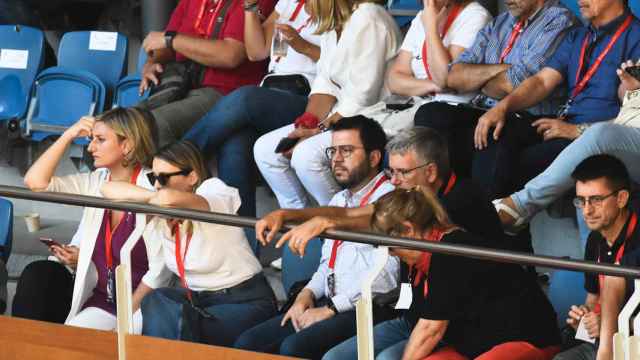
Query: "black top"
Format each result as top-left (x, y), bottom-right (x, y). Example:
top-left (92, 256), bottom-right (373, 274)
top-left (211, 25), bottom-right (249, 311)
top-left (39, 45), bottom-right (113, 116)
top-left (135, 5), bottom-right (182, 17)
top-left (584, 208), bottom-right (640, 295)
top-left (405, 230), bottom-right (560, 358)
top-left (438, 173), bottom-right (505, 250)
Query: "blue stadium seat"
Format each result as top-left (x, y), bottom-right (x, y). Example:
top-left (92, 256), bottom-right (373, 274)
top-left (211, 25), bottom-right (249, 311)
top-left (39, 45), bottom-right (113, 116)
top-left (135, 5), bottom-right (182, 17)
top-left (58, 31), bottom-right (128, 92)
top-left (22, 31), bottom-right (125, 142)
top-left (112, 48), bottom-right (149, 108)
top-left (0, 198), bottom-right (13, 263)
top-left (25, 67), bottom-right (105, 143)
top-left (387, 0), bottom-right (421, 29)
top-left (282, 238), bottom-right (322, 294)
top-left (0, 25), bottom-right (45, 122)
top-left (548, 269), bottom-right (587, 326)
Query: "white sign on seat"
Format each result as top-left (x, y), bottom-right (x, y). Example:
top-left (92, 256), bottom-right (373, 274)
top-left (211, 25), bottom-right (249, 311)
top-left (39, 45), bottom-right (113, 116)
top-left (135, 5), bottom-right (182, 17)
top-left (89, 32), bottom-right (118, 52)
top-left (0, 49), bottom-right (29, 69)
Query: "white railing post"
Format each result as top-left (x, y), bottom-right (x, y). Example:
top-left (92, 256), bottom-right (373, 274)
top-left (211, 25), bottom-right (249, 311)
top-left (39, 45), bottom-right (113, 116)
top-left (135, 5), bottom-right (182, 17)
top-left (614, 279), bottom-right (640, 359)
top-left (115, 219), bottom-right (145, 360)
top-left (356, 246), bottom-right (389, 360)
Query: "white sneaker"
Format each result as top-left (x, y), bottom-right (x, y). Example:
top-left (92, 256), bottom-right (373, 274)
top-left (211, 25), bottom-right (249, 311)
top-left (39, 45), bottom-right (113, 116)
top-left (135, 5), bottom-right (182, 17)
top-left (270, 257), bottom-right (282, 270)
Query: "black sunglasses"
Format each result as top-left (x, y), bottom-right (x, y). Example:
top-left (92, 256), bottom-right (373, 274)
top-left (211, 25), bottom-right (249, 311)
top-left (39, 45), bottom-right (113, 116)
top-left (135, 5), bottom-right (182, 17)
top-left (147, 169), bottom-right (191, 186)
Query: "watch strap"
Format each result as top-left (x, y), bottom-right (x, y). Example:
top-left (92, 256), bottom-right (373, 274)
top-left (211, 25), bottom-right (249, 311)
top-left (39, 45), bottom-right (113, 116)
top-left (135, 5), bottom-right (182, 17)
top-left (165, 31), bottom-right (177, 50)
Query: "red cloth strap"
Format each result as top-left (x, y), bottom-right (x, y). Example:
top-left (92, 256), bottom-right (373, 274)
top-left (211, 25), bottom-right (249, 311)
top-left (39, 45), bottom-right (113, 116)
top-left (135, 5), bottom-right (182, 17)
top-left (294, 112), bottom-right (320, 129)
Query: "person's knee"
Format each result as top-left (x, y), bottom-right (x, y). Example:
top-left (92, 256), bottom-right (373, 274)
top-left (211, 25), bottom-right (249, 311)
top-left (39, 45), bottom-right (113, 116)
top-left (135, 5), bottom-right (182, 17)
top-left (233, 329), bottom-right (258, 350)
top-left (583, 122), bottom-right (617, 144)
top-left (414, 101), bottom-right (455, 129)
top-left (253, 134), bottom-right (276, 166)
top-left (279, 335), bottom-right (307, 356)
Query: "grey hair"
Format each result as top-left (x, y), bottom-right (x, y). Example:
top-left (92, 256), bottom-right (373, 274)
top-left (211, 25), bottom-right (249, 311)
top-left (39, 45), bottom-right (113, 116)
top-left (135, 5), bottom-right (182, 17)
top-left (385, 127), bottom-right (451, 177)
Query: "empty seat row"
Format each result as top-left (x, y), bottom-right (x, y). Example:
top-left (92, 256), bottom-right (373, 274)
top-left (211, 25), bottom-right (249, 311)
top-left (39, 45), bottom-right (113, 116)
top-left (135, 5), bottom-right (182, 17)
top-left (0, 25), bottom-right (148, 145)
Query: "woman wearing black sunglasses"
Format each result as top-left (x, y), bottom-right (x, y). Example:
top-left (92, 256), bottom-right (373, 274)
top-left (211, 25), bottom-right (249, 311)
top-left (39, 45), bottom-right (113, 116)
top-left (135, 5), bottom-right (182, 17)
top-left (100, 140), bottom-right (277, 346)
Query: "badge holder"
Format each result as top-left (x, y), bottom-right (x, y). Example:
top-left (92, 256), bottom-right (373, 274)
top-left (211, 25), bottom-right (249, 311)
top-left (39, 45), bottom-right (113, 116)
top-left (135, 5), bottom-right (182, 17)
top-left (613, 279), bottom-right (640, 359)
top-left (356, 246), bottom-right (389, 360)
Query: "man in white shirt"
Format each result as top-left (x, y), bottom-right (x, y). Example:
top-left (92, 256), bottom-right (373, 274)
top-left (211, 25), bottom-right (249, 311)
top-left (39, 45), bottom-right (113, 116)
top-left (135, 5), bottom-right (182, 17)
top-left (234, 115), bottom-right (399, 359)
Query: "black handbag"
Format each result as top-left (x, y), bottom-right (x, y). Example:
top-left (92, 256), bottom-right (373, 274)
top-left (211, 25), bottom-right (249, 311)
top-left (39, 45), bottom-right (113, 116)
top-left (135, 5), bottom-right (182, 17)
top-left (262, 74), bottom-right (311, 97)
top-left (143, 0), bottom-right (234, 110)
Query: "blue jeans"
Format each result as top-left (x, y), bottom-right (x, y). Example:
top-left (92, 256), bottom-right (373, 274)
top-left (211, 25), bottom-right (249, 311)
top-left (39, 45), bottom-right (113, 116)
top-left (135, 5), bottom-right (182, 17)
top-left (141, 274), bottom-right (277, 347)
top-left (234, 310), bottom-right (361, 360)
top-left (512, 124), bottom-right (640, 220)
top-left (323, 316), bottom-right (413, 360)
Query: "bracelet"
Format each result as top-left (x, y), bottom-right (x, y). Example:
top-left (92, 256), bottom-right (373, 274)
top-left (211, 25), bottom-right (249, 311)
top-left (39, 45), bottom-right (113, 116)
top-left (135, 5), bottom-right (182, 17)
top-left (294, 112), bottom-right (320, 129)
top-left (244, 1), bottom-right (259, 11)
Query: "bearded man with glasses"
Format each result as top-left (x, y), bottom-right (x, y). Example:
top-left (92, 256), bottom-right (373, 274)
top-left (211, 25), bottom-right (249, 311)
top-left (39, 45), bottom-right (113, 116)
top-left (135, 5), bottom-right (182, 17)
top-left (257, 126), bottom-right (509, 259)
top-left (556, 154), bottom-right (640, 360)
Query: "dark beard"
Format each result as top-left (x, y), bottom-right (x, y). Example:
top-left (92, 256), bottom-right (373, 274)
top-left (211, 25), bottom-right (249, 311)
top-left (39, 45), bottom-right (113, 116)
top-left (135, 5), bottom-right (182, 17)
top-left (333, 160), bottom-right (371, 190)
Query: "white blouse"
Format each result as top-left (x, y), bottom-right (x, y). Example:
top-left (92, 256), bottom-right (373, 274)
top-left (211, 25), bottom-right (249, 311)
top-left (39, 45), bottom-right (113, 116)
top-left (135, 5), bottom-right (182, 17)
top-left (310, 2), bottom-right (401, 117)
top-left (145, 178), bottom-right (262, 292)
top-left (267, 0), bottom-right (322, 83)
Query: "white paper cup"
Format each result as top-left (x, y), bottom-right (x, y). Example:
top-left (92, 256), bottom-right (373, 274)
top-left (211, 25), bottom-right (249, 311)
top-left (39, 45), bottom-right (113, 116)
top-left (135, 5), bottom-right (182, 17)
top-left (24, 213), bottom-right (40, 233)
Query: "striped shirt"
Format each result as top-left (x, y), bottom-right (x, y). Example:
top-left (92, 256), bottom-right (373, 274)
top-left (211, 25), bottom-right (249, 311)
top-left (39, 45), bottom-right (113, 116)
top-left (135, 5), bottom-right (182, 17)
top-left (453, 0), bottom-right (577, 115)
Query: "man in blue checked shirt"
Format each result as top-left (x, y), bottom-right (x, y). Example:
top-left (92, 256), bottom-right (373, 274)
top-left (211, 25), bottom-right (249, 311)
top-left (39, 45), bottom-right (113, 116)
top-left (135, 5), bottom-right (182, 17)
top-left (414, 0), bottom-right (577, 198)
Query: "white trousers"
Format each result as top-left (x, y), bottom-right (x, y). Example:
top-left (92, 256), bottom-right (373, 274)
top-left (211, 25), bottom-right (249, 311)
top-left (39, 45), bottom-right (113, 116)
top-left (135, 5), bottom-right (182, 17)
top-left (254, 124), bottom-right (340, 209)
top-left (66, 306), bottom-right (143, 334)
top-left (253, 102), bottom-right (420, 209)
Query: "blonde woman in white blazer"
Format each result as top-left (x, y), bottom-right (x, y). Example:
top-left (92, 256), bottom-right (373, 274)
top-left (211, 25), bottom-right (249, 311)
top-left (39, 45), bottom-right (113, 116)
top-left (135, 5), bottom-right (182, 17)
top-left (23, 107), bottom-right (170, 333)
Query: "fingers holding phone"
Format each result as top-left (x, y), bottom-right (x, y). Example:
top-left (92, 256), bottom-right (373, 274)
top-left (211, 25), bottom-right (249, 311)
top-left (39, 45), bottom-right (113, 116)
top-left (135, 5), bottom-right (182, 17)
top-left (49, 243), bottom-right (80, 269)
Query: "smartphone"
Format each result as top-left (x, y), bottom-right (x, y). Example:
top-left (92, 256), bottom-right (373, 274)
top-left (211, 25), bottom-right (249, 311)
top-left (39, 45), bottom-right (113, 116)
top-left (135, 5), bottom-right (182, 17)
top-left (39, 237), bottom-right (62, 248)
top-left (274, 137), bottom-right (299, 153)
top-left (626, 65), bottom-right (640, 81)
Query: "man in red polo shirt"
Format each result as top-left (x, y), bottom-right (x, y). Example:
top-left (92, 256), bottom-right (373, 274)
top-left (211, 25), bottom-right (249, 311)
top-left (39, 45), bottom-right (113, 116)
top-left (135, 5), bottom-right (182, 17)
top-left (138, 0), bottom-right (276, 146)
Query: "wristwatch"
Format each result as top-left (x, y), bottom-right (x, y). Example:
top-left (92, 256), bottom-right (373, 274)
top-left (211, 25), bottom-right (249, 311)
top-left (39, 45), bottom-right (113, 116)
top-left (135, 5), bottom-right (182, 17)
top-left (576, 123), bottom-right (591, 137)
top-left (244, 0), bottom-right (259, 11)
top-left (164, 31), bottom-right (177, 50)
top-left (327, 298), bottom-right (338, 315)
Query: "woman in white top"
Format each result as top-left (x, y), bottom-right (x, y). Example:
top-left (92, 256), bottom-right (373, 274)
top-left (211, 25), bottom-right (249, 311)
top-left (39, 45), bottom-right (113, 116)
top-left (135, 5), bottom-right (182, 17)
top-left (22, 107), bottom-right (168, 333)
top-left (363, 0), bottom-right (492, 135)
top-left (101, 141), bottom-right (277, 346)
top-left (253, 0), bottom-right (401, 211)
top-left (182, 0), bottom-right (322, 242)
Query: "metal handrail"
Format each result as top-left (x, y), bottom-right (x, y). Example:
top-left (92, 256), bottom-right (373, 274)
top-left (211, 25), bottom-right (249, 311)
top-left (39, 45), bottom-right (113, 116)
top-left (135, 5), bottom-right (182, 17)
top-left (1, 184), bottom-right (640, 278)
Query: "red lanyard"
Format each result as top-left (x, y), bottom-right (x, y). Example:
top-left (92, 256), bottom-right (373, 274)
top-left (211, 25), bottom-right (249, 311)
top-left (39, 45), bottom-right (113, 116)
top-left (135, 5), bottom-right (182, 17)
top-left (411, 172), bottom-right (457, 297)
top-left (499, 20), bottom-right (525, 64)
top-left (572, 15), bottom-right (632, 100)
top-left (596, 211), bottom-right (637, 313)
top-left (194, 0), bottom-right (226, 37)
top-left (328, 175), bottom-right (388, 270)
top-left (442, 172), bottom-right (456, 196)
top-left (289, 0), bottom-right (305, 22)
top-left (105, 165), bottom-right (142, 270)
top-left (421, 4), bottom-right (463, 79)
top-left (174, 222), bottom-right (195, 301)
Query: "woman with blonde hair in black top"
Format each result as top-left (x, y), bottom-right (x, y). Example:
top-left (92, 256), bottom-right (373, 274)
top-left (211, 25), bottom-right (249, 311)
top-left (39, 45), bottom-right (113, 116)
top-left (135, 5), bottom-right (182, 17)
top-left (325, 187), bottom-right (562, 360)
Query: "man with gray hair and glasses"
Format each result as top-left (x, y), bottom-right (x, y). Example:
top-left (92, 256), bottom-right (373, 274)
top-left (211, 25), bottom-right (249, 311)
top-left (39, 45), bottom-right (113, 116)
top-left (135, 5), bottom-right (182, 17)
top-left (257, 126), bottom-right (507, 256)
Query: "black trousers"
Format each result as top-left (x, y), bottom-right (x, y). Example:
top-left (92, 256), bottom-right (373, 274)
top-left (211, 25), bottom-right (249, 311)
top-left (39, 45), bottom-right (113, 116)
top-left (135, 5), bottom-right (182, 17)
top-left (12, 260), bottom-right (74, 323)
top-left (414, 101), bottom-right (571, 199)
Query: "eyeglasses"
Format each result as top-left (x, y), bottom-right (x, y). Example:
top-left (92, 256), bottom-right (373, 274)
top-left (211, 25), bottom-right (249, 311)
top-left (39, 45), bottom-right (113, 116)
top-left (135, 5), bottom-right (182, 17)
top-left (325, 145), bottom-right (365, 160)
top-left (573, 190), bottom-right (620, 208)
top-left (383, 163), bottom-right (431, 180)
top-left (147, 169), bottom-right (191, 187)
